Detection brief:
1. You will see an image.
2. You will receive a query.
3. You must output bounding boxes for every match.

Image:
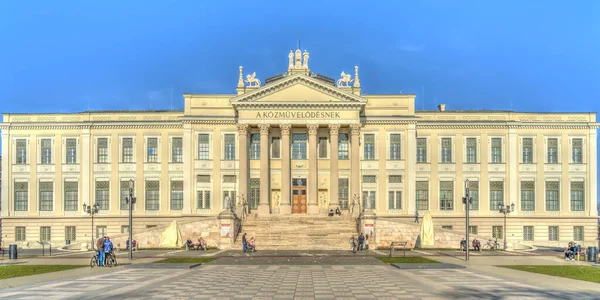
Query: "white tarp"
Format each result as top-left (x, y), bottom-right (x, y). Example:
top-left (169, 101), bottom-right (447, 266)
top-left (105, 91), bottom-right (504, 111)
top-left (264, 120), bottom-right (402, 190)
top-left (158, 220), bottom-right (183, 247)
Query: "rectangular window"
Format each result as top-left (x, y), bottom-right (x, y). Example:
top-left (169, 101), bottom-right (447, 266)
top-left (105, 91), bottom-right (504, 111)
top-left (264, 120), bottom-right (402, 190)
top-left (362, 191), bottom-right (376, 209)
top-left (16, 227), bottom-right (26, 241)
top-left (120, 181), bottom-right (134, 210)
top-left (573, 226), bottom-right (584, 241)
top-left (319, 136), bottom-right (328, 159)
top-left (147, 138), bottom-right (158, 162)
top-left (546, 181), bottom-right (560, 211)
top-left (416, 181), bottom-right (429, 210)
top-left (223, 134), bottom-right (234, 160)
top-left (199, 134), bottom-right (211, 160)
top-left (249, 178), bottom-right (260, 209)
top-left (39, 182), bottom-right (53, 211)
top-left (338, 133), bottom-right (349, 159)
top-left (97, 138), bottom-right (108, 163)
top-left (292, 134), bottom-right (307, 159)
top-left (339, 178), bottom-right (349, 209)
top-left (40, 227), bottom-right (51, 242)
top-left (170, 181), bottom-right (184, 210)
top-left (547, 138), bottom-right (558, 164)
top-left (14, 182), bottom-right (28, 211)
top-left (521, 181), bottom-right (535, 211)
top-left (523, 226), bottom-right (534, 241)
top-left (64, 181), bottom-right (78, 211)
top-left (442, 225), bottom-right (453, 230)
top-left (122, 138), bottom-right (134, 163)
top-left (548, 226), bottom-right (559, 241)
top-left (439, 181), bottom-right (454, 211)
top-left (65, 226), bottom-right (76, 241)
top-left (95, 181), bottom-right (109, 210)
top-left (66, 138), bottom-right (77, 164)
top-left (16, 139), bottom-right (27, 164)
top-left (41, 139), bottom-right (52, 164)
top-left (416, 138), bottom-right (427, 163)
top-left (223, 175), bottom-right (236, 183)
top-left (491, 138), bottom-right (502, 163)
top-left (364, 134), bottom-right (375, 160)
top-left (145, 181), bottom-right (160, 210)
top-left (570, 182), bottom-right (585, 211)
top-left (390, 134), bottom-right (401, 160)
top-left (196, 190), bottom-right (211, 209)
top-left (492, 226), bottom-right (503, 239)
top-left (172, 137), bottom-right (183, 163)
top-left (388, 191), bottom-right (401, 209)
top-left (96, 226), bottom-right (107, 239)
top-left (197, 175), bottom-right (211, 183)
top-left (522, 138), bottom-right (533, 164)
top-left (469, 226), bottom-right (478, 235)
top-left (250, 133), bottom-right (260, 160)
top-left (490, 181), bottom-right (504, 211)
top-left (572, 138), bottom-right (582, 164)
top-left (362, 175), bottom-right (376, 184)
top-left (466, 138), bottom-right (477, 163)
top-left (441, 138), bottom-right (452, 163)
top-left (271, 137), bottom-right (281, 159)
top-left (388, 175), bottom-right (402, 184)
top-left (121, 225), bottom-right (129, 234)
top-left (469, 181), bottom-right (479, 210)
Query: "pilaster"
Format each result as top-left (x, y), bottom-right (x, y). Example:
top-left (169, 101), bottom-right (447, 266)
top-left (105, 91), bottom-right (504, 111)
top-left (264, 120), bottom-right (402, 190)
top-left (508, 128), bottom-right (518, 215)
top-left (257, 124), bottom-right (271, 215)
top-left (350, 124), bottom-right (361, 209)
top-left (407, 124), bottom-right (416, 215)
top-left (307, 124), bottom-right (319, 214)
top-left (280, 124), bottom-right (292, 214)
top-left (1, 129), bottom-right (10, 216)
top-left (328, 124), bottom-right (340, 210)
top-left (589, 128), bottom-right (597, 216)
top-left (237, 124), bottom-right (249, 210)
top-left (182, 124), bottom-right (193, 214)
top-left (81, 128), bottom-right (91, 216)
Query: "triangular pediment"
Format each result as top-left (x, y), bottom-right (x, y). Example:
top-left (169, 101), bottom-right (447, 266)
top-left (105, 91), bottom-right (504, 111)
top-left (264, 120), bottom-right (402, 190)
top-left (230, 73), bottom-right (367, 105)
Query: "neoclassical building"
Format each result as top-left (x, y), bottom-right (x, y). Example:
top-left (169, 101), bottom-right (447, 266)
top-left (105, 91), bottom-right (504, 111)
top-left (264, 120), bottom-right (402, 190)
top-left (1, 48), bottom-right (598, 248)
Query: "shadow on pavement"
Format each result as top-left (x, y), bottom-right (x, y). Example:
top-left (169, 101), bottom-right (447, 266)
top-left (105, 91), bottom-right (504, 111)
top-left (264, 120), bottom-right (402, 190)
top-left (435, 286), bottom-right (600, 300)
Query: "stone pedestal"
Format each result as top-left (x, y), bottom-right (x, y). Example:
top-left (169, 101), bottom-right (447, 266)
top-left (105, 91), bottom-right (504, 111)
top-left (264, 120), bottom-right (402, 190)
top-left (359, 210), bottom-right (377, 249)
top-left (218, 211), bottom-right (237, 250)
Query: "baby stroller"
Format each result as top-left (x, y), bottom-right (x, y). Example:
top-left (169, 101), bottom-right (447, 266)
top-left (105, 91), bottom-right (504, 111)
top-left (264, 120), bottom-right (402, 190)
top-left (246, 239), bottom-right (256, 252)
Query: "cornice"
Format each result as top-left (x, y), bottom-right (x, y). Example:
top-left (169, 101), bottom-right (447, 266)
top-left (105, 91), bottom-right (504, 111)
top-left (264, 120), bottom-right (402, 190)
top-left (235, 102), bottom-right (364, 109)
top-left (1, 122), bottom-right (183, 131)
top-left (416, 123), bottom-right (598, 130)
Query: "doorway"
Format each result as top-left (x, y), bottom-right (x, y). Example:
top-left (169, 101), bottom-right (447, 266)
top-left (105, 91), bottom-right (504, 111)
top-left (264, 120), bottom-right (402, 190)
top-left (292, 178), bottom-right (307, 214)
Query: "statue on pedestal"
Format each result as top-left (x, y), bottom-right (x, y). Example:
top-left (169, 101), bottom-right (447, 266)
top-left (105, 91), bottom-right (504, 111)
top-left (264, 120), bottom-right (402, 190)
top-left (224, 195), bottom-right (232, 212)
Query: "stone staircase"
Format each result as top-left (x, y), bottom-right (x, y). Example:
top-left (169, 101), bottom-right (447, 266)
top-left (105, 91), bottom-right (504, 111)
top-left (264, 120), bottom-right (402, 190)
top-left (238, 215), bottom-right (358, 250)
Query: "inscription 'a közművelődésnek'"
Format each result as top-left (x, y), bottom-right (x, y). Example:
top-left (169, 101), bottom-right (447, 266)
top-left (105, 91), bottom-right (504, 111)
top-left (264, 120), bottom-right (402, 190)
top-left (255, 111), bottom-right (341, 119)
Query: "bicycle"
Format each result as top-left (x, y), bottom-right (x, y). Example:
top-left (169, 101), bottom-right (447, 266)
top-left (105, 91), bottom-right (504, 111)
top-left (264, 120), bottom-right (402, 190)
top-left (483, 239), bottom-right (500, 250)
top-left (105, 251), bottom-right (118, 267)
top-left (90, 252), bottom-right (100, 268)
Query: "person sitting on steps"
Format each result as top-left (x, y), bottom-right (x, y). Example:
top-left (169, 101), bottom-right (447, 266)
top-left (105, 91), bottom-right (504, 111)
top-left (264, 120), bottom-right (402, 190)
top-left (328, 209), bottom-right (334, 217)
top-left (335, 207), bottom-right (341, 216)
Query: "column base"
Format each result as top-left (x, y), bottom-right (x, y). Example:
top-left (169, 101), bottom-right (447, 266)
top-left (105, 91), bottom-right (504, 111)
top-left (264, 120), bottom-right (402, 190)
top-left (307, 204), bottom-right (320, 215)
top-left (256, 204), bottom-right (271, 215)
top-left (279, 205), bottom-right (291, 215)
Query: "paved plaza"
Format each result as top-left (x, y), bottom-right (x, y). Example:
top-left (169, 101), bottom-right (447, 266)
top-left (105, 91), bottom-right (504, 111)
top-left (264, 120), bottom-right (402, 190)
top-left (0, 261), bottom-right (599, 299)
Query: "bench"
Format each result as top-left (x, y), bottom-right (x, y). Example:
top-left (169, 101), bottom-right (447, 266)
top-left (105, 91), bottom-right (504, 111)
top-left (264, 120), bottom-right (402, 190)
top-left (389, 241), bottom-right (409, 257)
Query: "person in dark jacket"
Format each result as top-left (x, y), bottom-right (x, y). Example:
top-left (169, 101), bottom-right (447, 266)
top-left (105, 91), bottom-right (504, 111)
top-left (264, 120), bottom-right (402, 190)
top-left (357, 233), bottom-right (365, 251)
top-left (96, 236), bottom-right (105, 266)
top-left (242, 233), bottom-right (247, 252)
top-left (103, 236), bottom-right (114, 267)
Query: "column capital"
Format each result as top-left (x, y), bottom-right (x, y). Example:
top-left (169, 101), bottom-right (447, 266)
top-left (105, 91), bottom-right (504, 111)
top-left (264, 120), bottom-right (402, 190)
top-left (307, 124), bottom-right (319, 135)
top-left (258, 124), bottom-right (270, 135)
top-left (328, 124), bottom-right (341, 135)
top-left (350, 124), bottom-right (361, 136)
top-left (279, 124), bottom-right (292, 135)
top-left (237, 124), bottom-right (249, 134)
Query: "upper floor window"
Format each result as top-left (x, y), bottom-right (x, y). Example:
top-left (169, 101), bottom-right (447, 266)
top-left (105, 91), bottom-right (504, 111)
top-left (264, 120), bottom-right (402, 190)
top-left (338, 133), bottom-right (349, 159)
top-left (95, 181), bottom-right (110, 210)
top-left (172, 137), bottom-right (183, 163)
top-left (416, 181), bottom-right (429, 210)
top-left (41, 139), bottom-right (52, 164)
top-left (390, 134), bottom-right (401, 160)
top-left (490, 181), bottom-right (504, 210)
top-left (364, 134), bottom-right (375, 160)
top-left (522, 138), bottom-right (533, 164)
top-left (441, 138), bottom-right (452, 163)
top-left (14, 182), bottom-right (28, 211)
top-left (466, 138), bottom-right (477, 163)
top-left (147, 138), bottom-right (158, 162)
top-left (250, 133), bottom-right (260, 160)
top-left (122, 138), bottom-right (134, 163)
top-left (491, 138), bottom-right (502, 163)
top-left (66, 138), bottom-right (77, 164)
top-left (545, 181), bottom-right (560, 211)
top-left (145, 181), bottom-right (160, 211)
top-left (570, 181), bottom-right (584, 211)
top-left (547, 138), bottom-right (558, 164)
top-left (292, 133), bottom-right (307, 159)
top-left (572, 138), bottom-right (582, 164)
top-left (170, 181), bottom-right (184, 210)
top-left (223, 134), bottom-right (235, 160)
top-left (439, 181), bottom-right (454, 211)
top-left (64, 181), bottom-right (79, 211)
top-left (416, 138), bottom-right (427, 163)
top-left (271, 137), bottom-right (281, 159)
top-left (97, 138), bottom-right (109, 163)
top-left (198, 134), bottom-right (210, 160)
top-left (39, 182), bottom-right (53, 211)
top-left (318, 136), bottom-right (328, 159)
top-left (16, 139), bottom-right (27, 164)
top-left (469, 181), bottom-right (479, 210)
top-left (521, 181), bottom-right (535, 211)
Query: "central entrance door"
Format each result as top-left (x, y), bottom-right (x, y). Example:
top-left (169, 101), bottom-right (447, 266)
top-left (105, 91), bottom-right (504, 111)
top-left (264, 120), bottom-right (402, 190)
top-left (292, 178), bottom-right (307, 214)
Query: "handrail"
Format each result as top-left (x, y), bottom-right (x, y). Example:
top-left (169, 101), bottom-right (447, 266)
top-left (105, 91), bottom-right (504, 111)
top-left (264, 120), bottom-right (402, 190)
top-left (389, 241), bottom-right (408, 257)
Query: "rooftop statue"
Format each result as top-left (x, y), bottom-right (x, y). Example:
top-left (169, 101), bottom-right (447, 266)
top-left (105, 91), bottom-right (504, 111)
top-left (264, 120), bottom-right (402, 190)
top-left (337, 71), bottom-right (353, 87)
top-left (245, 72), bottom-right (261, 87)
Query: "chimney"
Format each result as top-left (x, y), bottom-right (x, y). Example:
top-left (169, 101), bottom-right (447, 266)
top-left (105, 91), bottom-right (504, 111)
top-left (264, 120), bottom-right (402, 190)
top-left (438, 104), bottom-right (446, 112)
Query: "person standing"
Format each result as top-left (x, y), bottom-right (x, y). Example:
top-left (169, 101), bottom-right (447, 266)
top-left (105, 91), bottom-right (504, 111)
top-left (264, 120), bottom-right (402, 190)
top-left (103, 236), bottom-right (114, 267)
top-left (349, 236), bottom-right (357, 253)
top-left (414, 210), bottom-right (419, 223)
top-left (96, 236), bottom-right (105, 266)
top-left (357, 233), bottom-right (365, 251)
top-left (365, 234), bottom-right (370, 250)
top-left (242, 233), bottom-right (247, 253)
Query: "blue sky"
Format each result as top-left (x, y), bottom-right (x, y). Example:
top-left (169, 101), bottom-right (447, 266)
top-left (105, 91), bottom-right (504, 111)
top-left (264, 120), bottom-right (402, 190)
top-left (1, 1), bottom-right (599, 202)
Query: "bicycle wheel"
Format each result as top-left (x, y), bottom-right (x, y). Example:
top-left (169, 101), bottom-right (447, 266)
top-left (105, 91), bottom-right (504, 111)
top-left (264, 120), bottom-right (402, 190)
top-left (111, 255), bottom-right (118, 267)
top-left (90, 256), bottom-right (98, 268)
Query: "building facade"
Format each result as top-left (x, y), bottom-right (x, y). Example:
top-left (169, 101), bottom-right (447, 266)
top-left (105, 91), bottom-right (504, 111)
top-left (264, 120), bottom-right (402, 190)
top-left (1, 49), bottom-right (598, 248)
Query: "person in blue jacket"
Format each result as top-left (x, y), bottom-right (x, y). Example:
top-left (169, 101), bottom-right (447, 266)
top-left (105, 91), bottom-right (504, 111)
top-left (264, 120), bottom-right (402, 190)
top-left (103, 236), bottom-right (114, 267)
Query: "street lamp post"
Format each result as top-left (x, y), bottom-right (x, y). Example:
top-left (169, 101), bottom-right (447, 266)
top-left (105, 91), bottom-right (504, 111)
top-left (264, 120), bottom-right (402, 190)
top-left (126, 179), bottom-right (136, 261)
top-left (462, 179), bottom-right (473, 261)
top-left (82, 202), bottom-right (99, 250)
top-left (498, 202), bottom-right (515, 251)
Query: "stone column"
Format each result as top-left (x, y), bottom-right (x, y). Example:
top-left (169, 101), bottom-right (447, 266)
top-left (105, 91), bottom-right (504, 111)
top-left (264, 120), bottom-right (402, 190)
top-left (280, 124), bottom-right (292, 214)
top-left (508, 128), bottom-right (518, 215)
top-left (81, 127), bottom-right (91, 216)
top-left (237, 124), bottom-right (249, 210)
top-left (350, 124), bottom-right (361, 210)
top-left (407, 124), bottom-right (416, 216)
top-left (257, 124), bottom-right (271, 215)
top-left (182, 124), bottom-right (192, 214)
top-left (328, 124), bottom-right (340, 210)
top-left (1, 129), bottom-right (10, 216)
top-left (307, 124), bottom-right (320, 214)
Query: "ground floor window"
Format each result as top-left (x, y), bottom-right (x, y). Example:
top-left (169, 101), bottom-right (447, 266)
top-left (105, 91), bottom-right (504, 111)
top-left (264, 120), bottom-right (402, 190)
top-left (442, 225), bottom-right (453, 230)
top-left (548, 226), bottom-right (559, 241)
top-left (338, 178), bottom-right (349, 209)
top-left (65, 226), bottom-right (76, 241)
top-left (362, 191), bottom-right (376, 209)
top-left (40, 226), bottom-right (51, 242)
top-left (523, 226), bottom-right (534, 241)
top-left (197, 190), bottom-right (211, 209)
top-left (249, 179), bottom-right (260, 209)
top-left (492, 226), bottom-right (503, 239)
top-left (469, 226), bottom-right (478, 235)
top-left (573, 226), bottom-right (584, 241)
top-left (388, 190), bottom-right (401, 209)
top-left (16, 227), bottom-right (26, 241)
top-left (96, 226), bottom-right (107, 239)
top-left (121, 225), bottom-right (129, 234)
